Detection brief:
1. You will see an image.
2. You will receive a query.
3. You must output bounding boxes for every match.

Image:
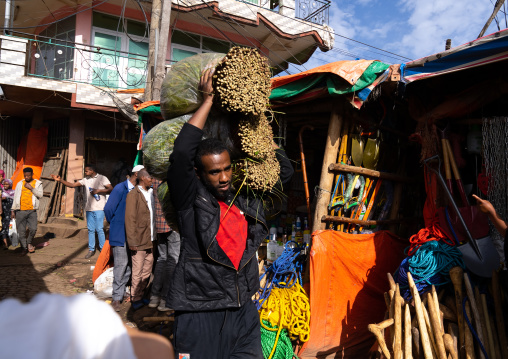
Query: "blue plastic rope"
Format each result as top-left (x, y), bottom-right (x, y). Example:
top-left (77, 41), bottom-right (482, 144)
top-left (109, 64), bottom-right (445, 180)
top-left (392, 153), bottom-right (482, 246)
top-left (463, 297), bottom-right (489, 359)
top-left (254, 241), bottom-right (307, 310)
top-left (394, 240), bottom-right (465, 300)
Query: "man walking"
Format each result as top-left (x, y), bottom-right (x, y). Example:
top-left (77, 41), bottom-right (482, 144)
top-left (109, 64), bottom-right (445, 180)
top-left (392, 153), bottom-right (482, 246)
top-left (53, 165), bottom-right (113, 258)
top-left (148, 178), bottom-right (180, 312)
top-left (12, 167), bottom-right (43, 256)
top-left (104, 165), bottom-right (144, 312)
top-left (125, 169), bottom-right (155, 310)
top-left (167, 70), bottom-right (294, 358)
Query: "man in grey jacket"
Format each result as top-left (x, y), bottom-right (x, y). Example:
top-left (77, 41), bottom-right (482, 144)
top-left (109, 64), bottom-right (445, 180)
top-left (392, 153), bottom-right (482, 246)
top-left (12, 167), bottom-right (43, 255)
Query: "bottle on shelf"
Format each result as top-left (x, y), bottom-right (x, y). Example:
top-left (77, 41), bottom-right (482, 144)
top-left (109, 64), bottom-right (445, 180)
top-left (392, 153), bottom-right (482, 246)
top-left (295, 217), bottom-right (303, 244)
top-left (303, 217), bottom-right (311, 245)
top-left (267, 235), bottom-right (277, 264)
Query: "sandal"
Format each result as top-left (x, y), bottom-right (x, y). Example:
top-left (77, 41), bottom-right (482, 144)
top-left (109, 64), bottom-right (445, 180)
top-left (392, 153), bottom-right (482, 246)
top-left (28, 244), bottom-right (35, 253)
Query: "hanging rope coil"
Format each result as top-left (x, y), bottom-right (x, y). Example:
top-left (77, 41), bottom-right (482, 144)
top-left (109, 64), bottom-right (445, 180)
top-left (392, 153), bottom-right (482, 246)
top-left (407, 223), bottom-right (455, 256)
top-left (395, 240), bottom-right (465, 299)
top-left (255, 242), bottom-right (309, 359)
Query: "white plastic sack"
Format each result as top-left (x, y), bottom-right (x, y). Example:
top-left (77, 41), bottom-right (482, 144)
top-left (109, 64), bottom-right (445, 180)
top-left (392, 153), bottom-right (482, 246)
top-left (93, 267), bottom-right (114, 298)
top-left (8, 219), bottom-right (18, 247)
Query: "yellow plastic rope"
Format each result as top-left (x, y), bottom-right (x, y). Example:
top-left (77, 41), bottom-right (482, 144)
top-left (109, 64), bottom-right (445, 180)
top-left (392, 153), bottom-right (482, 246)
top-left (259, 281), bottom-right (310, 359)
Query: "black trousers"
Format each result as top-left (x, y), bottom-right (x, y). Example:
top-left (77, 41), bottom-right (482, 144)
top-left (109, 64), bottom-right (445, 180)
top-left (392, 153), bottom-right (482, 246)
top-left (173, 300), bottom-right (263, 359)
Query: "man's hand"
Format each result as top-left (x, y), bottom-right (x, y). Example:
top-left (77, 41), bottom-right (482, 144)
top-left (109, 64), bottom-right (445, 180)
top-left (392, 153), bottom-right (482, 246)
top-left (24, 181), bottom-right (33, 190)
top-left (51, 174), bottom-right (61, 182)
top-left (199, 68), bottom-right (214, 103)
top-left (11, 211), bottom-right (15, 219)
top-left (472, 194), bottom-right (495, 215)
top-left (129, 246), bottom-right (138, 253)
top-left (91, 189), bottom-right (99, 195)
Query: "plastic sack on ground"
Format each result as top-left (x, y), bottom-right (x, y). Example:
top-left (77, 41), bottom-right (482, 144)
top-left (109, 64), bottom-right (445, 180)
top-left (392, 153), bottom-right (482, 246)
top-left (160, 53), bottom-right (225, 119)
top-left (299, 230), bottom-right (407, 359)
top-left (8, 219), bottom-right (18, 247)
top-left (94, 267), bottom-right (114, 299)
top-left (143, 115), bottom-right (191, 180)
top-left (157, 181), bottom-right (178, 232)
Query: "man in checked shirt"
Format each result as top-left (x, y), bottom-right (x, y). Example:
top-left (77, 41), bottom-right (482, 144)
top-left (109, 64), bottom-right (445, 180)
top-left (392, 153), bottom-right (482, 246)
top-left (148, 178), bottom-right (181, 312)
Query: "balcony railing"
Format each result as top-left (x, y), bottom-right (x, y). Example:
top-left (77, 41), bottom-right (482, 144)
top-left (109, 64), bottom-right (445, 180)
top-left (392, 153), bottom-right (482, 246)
top-left (295, 0), bottom-right (330, 25)
top-left (26, 37), bottom-right (150, 89)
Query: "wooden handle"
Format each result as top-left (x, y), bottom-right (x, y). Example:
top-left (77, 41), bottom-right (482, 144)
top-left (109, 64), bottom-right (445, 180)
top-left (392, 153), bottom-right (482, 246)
top-left (464, 301), bottom-right (476, 359)
top-left (492, 270), bottom-right (508, 358)
top-left (444, 333), bottom-right (458, 359)
top-left (394, 284), bottom-right (403, 359)
top-left (464, 273), bottom-right (485, 359)
top-left (445, 139), bottom-right (461, 180)
top-left (427, 293), bottom-right (448, 359)
top-left (481, 293), bottom-right (498, 359)
top-left (404, 304), bottom-right (412, 359)
top-left (408, 272), bottom-right (434, 359)
top-left (449, 267), bottom-right (465, 359)
top-left (442, 139), bottom-right (452, 181)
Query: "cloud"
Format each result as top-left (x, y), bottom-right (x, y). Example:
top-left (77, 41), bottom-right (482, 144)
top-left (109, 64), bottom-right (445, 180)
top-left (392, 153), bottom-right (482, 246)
top-left (399, 0), bottom-right (496, 59)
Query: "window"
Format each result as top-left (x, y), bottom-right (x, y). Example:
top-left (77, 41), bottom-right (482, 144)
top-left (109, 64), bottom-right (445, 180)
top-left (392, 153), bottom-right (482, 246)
top-left (34, 16), bottom-right (76, 80)
top-left (171, 30), bottom-right (232, 63)
top-left (90, 12), bottom-right (148, 89)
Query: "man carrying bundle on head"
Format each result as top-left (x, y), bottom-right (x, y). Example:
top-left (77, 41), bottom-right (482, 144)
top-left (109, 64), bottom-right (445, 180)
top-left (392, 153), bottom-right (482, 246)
top-left (167, 69), bottom-right (294, 359)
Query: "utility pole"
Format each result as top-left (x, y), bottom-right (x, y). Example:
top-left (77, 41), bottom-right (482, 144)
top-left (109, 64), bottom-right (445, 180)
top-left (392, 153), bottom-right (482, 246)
top-left (152, 0), bottom-right (172, 101)
top-left (145, 0), bottom-right (162, 102)
top-left (478, 0), bottom-right (506, 38)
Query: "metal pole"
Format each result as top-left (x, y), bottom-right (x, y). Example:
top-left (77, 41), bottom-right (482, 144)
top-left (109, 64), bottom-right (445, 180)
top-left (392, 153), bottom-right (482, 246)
top-left (4, 0), bottom-right (12, 35)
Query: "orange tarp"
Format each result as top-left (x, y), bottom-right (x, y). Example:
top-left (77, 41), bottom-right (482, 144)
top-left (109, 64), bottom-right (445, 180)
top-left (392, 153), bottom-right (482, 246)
top-left (11, 127), bottom-right (48, 189)
top-left (299, 230), bottom-right (407, 359)
top-left (271, 60), bottom-right (375, 89)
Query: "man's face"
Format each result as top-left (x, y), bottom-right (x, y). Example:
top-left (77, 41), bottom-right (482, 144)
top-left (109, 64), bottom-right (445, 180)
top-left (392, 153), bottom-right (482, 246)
top-left (198, 151), bottom-right (232, 200)
top-left (140, 174), bottom-right (153, 188)
top-left (84, 167), bottom-right (95, 178)
top-left (23, 172), bottom-right (33, 183)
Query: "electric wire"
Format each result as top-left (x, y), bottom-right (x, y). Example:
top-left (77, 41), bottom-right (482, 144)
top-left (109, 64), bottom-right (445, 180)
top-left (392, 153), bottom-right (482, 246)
top-left (185, 0), bottom-right (293, 75)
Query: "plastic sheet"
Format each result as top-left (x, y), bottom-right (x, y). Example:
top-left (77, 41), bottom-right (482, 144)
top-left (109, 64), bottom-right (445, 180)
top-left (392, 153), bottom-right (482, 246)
top-left (299, 230), bottom-right (407, 358)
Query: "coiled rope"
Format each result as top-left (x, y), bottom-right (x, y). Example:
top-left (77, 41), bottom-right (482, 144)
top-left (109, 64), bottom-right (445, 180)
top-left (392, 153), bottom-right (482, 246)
top-left (261, 320), bottom-right (296, 359)
top-left (259, 282), bottom-right (310, 359)
top-left (395, 240), bottom-right (465, 299)
top-left (255, 242), bottom-right (310, 359)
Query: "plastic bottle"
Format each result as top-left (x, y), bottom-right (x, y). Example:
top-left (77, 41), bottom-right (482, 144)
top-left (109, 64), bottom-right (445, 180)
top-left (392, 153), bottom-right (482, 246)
top-left (269, 225), bottom-right (277, 241)
top-left (295, 217), bottom-right (303, 244)
top-left (291, 220), bottom-right (296, 243)
top-left (266, 237), bottom-right (277, 264)
top-left (303, 217), bottom-right (311, 245)
top-left (89, 187), bottom-right (100, 201)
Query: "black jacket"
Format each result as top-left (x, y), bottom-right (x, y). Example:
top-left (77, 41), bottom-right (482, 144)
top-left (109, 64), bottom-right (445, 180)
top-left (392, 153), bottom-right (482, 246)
top-left (167, 123), bottom-right (294, 311)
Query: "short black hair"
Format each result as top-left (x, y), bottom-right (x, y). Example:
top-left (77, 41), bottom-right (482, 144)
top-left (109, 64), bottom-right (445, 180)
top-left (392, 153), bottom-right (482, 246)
top-left (195, 138), bottom-right (230, 173)
top-left (84, 164), bottom-right (96, 171)
top-left (23, 167), bottom-right (33, 174)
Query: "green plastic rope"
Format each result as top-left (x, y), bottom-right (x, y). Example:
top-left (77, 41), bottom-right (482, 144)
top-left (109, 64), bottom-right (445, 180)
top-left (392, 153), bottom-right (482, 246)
top-left (260, 320), bottom-right (298, 359)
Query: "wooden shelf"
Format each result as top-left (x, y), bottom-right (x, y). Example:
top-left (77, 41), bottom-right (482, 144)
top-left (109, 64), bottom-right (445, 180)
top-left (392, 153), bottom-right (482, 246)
top-left (321, 215), bottom-right (408, 226)
top-left (328, 163), bottom-right (415, 183)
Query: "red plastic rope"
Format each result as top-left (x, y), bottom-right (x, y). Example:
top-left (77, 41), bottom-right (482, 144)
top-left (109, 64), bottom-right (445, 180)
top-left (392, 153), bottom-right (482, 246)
top-left (407, 223), bottom-right (456, 257)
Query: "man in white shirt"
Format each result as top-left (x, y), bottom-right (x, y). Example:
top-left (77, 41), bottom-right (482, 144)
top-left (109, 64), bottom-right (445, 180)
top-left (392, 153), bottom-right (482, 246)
top-left (52, 164), bottom-right (113, 258)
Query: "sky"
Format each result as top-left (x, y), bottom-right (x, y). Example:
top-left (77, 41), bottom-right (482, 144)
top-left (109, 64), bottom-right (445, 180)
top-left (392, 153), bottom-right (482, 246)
top-left (289, 0), bottom-right (508, 73)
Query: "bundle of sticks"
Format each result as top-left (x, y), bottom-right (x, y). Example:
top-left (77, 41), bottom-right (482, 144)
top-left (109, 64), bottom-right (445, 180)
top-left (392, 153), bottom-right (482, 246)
top-left (369, 267), bottom-right (508, 359)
